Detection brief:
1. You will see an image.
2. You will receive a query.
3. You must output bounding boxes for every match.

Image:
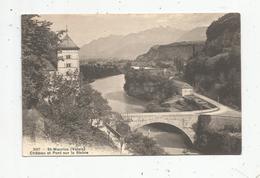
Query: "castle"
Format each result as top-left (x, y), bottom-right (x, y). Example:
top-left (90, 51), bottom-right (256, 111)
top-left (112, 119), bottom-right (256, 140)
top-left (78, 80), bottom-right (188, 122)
top-left (57, 32), bottom-right (80, 76)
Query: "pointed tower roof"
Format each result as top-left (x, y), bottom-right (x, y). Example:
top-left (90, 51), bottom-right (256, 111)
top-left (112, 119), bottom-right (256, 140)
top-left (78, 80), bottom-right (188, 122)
top-left (58, 34), bottom-right (80, 50)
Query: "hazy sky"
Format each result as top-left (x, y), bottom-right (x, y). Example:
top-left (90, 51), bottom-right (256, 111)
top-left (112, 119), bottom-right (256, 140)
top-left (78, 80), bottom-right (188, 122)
top-left (40, 13), bottom-right (224, 47)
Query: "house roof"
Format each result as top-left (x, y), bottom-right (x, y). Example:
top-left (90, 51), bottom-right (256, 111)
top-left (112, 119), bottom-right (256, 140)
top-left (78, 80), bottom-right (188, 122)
top-left (171, 79), bottom-right (193, 89)
top-left (58, 34), bottom-right (80, 50)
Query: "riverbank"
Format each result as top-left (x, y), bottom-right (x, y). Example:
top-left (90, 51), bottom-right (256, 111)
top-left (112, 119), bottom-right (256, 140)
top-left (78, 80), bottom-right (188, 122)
top-left (80, 63), bottom-right (122, 82)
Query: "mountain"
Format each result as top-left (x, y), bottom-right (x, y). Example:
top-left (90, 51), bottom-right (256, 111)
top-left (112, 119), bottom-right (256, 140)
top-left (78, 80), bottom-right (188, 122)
top-left (177, 26), bottom-right (207, 42)
top-left (136, 41), bottom-right (205, 62)
top-left (79, 27), bottom-right (186, 60)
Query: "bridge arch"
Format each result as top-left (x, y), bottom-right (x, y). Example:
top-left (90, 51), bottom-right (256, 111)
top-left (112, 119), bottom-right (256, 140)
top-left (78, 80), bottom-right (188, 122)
top-left (122, 112), bottom-right (199, 143)
top-left (129, 120), bottom-right (196, 144)
top-left (135, 122), bottom-right (194, 146)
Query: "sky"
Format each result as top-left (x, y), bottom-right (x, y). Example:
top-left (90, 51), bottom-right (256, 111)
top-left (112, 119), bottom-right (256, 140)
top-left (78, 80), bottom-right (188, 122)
top-left (40, 13), bottom-right (224, 47)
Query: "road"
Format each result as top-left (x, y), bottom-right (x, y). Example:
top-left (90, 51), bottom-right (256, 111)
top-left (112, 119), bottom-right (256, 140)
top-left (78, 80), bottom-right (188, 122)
top-left (193, 92), bottom-right (241, 117)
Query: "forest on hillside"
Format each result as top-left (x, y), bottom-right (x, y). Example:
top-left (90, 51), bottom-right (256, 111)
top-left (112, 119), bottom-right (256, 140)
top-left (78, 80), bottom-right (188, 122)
top-left (22, 15), bottom-right (115, 146)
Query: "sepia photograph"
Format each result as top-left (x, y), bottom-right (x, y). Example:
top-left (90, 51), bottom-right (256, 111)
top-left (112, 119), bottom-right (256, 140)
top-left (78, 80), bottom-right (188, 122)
top-left (22, 13), bottom-right (241, 156)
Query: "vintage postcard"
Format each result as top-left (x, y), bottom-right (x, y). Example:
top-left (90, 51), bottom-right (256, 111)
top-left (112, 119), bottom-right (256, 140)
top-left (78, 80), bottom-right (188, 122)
top-left (22, 13), bottom-right (241, 156)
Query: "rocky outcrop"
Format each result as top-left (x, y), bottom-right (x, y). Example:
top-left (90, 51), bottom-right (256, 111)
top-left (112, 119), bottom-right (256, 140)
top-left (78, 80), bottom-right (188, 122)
top-left (205, 13), bottom-right (240, 57)
top-left (184, 13), bottom-right (241, 109)
top-left (124, 69), bottom-right (175, 102)
top-left (136, 41), bottom-right (205, 62)
top-left (194, 114), bottom-right (241, 154)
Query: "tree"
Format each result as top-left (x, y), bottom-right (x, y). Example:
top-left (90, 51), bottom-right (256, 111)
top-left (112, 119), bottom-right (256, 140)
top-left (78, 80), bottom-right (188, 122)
top-left (173, 57), bottom-right (185, 74)
top-left (22, 15), bottom-right (63, 109)
top-left (124, 132), bottom-right (165, 155)
top-left (115, 118), bottom-right (131, 136)
top-left (124, 61), bottom-right (132, 72)
top-left (37, 71), bottom-right (112, 143)
top-left (37, 71), bottom-right (80, 141)
top-left (77, 83), bottom-right (112, 133)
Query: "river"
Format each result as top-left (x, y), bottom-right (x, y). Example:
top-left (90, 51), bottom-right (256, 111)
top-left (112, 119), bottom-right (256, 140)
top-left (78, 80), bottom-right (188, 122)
top-left (90, 74), bottom-right (148, 113)
top-left (137, 124), bottom-right (195, 155)
top-left (91, 74), bottom-right (196, 154)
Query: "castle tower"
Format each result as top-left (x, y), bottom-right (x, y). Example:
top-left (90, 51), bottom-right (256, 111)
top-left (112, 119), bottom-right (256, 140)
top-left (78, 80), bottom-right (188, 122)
top-left (57, 31), bottom-right (80, 77)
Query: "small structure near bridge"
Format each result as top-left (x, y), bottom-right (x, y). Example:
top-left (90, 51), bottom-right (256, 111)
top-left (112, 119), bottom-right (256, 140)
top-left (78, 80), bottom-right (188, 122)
top-left (171, 79), bottom-right (193, 96)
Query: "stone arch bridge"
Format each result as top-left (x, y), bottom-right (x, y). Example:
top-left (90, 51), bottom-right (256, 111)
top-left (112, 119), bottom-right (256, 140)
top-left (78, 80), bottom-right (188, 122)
top-left (121, 107), bottom-right (219, 144)
top-left (119, 93), bottom-right (241, 144)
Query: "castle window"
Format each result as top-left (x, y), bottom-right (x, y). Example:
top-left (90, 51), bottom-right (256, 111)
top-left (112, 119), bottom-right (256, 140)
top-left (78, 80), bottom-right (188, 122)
top-left (66, 63), bottom-right (71, 68)
top-left (66, 55), bottom-right (71, 59)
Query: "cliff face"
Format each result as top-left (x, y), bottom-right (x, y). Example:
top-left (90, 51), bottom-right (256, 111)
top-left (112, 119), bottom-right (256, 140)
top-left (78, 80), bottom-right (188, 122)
top-left (185, 13), bottom-right (241, 109)
top-left (136, 41), bottom-right (205, 62)
top-left (205, 13), bottom-right (240, 57)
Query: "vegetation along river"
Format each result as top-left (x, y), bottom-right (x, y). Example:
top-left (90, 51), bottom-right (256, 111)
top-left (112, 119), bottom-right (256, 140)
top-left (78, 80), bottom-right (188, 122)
top-left (91, 74), bottom-right (197, 154)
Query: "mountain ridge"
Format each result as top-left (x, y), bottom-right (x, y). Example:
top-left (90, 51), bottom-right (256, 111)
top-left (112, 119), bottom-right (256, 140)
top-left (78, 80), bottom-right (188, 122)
top-left (79, 26), bottom-right (208, 61)
top-left (79, 26), bottom-right (186, 60)
top-left (177, 26), bottom-right (207, 42)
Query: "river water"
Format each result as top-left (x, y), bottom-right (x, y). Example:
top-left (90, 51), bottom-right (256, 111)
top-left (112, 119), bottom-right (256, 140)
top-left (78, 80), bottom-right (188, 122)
top-left (90, 74), bottom-right (148, 113)
top-left (91, 74), bottom-right (196, 154)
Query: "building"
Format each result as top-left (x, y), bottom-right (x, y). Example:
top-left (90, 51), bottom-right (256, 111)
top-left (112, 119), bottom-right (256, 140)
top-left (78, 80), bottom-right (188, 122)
top-left (41, 32), bottom-right (80, 103)
top-left (171, 79), bottom-right (193, 96)
top-left (57, 33), bottom-right (80, 76)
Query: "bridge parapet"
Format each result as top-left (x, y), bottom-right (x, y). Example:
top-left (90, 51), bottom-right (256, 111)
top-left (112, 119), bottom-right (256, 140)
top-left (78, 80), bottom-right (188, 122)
top-left (121, 105), bottom-right (219, 118)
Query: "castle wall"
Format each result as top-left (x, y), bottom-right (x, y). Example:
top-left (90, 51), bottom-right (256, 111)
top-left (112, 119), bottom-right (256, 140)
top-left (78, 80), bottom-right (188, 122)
top-left (57, 49), bottom-right (79, 75)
